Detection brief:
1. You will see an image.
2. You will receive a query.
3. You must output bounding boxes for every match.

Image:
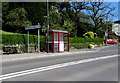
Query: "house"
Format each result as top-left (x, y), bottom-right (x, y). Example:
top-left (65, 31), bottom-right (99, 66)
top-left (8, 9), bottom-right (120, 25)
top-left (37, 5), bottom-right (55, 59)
top-left (112, 20), bottom-right (120, 36)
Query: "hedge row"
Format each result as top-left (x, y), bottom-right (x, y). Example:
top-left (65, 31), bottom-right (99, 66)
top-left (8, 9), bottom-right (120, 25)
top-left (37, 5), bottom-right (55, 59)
top-left (2, 34), bottom-right (45, 45)
top-left (70, 37), bottom-right (104, 44)
top-left (1, 34), bottom-right (104, 52)
top-left (2, 35), bottom-right (104, 45)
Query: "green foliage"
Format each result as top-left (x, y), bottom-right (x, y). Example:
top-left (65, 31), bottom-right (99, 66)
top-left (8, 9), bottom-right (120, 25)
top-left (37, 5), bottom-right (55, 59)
top-left (62, 20), bottom-right (76, 37)
top-left (70, 37), bottom-right (104, 49)
top-left (42, 6), bottom-right (62, 32)
top-left (1, 31), bottom-right (45, 52)
top-left (83, 31), bottom-right (94, 38)
top-left (2, 34), bottom-right (45, 45)
top-left (70, 37), bottom-right (104, 44)
top-left (70, 43), bottom-right (90, 49)
top-left (2, 2), bottom-right (115, 38)
top-left (49, 6), bottom-right (62, 29)
top-left (24, 2), bottom-right (46, 25)
top-left (6, 7), bottom-right (32, 27)
top-left (1, 30), bottom-right (103, 50)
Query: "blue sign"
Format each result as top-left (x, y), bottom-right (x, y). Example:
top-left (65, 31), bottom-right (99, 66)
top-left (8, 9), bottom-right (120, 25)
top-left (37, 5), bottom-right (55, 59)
top-left (25, 25), bottom-right (41, 30)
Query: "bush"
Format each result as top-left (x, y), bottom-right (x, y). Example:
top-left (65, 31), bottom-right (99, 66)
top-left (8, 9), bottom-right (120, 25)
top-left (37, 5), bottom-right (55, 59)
top-left (1, 31), bottom-right (104, 52)
top-left (70, 43), bottom-right (90, 49)
top-left (70, 37), bottom-right (104, 49)
top-left (1, 33), bottom-right (45, 52)
top-left (70, 37), bottom-right (104, 44)
top-left (83, 31), bottom-right (94, 38)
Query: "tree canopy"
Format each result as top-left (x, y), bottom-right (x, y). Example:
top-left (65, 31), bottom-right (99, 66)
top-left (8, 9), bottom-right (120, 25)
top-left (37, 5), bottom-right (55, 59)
top-left (2, 2), bottom-right (115, 38)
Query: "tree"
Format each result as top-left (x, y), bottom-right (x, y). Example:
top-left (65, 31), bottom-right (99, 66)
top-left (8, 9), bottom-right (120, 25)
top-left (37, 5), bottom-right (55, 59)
top-left (62, 20), bottom-right (76, 37)
top-left (6, 7), bottom-right (32, 33)
top-left (70, 2), bottom-right (89, 37)
top-left (2, 2), bottom-right (9, 25)
top-left (24, 2), bottom-right (46, 25)
top-left (87, 2), bottom-right (115, 34)
top-left (2, 2), bottom-right (46, 34)
top-left (83, 31), bottom-right (94, 38)
top-left (42, 5), bottom-right (62, 32)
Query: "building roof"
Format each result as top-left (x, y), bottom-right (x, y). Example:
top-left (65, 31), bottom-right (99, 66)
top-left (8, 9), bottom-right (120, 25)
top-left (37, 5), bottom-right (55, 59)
top-left (51, 30), bottom-right (69, 33)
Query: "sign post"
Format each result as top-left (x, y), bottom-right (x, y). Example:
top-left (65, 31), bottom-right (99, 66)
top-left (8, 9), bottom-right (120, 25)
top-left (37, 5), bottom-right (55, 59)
top-left (38, 28), bottom-right (40, 52)
top-left (27, 31), bottom-right (29, 53)
top-left (25, 23), bottom-right (41, 53)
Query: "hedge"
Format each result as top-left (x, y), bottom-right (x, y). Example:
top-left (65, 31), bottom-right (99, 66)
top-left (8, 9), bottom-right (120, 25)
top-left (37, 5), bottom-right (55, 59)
top-left (1, 34), bottom-right (104, 52)
top-left (70, 37), bottom-right (104, 44)
top-left (2, 35), bottom-right (103, 45)
top-left (1, 33), bottom-right (45, 52)
top-left (2, 34), bottom-right (45, 45)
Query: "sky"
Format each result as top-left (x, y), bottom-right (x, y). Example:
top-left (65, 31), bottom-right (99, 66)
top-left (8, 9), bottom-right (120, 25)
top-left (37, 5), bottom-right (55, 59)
top-left (104, 2), bottom-right (119, 21)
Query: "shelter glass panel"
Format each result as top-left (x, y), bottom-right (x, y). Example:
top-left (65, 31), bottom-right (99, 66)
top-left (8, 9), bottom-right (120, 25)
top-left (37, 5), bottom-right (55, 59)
top-left (54, 43), bottom-right (59, 52)
top-left (60, 33), bottom-right (64, 41)
top-left (54, 33), bottom-right (58, 41)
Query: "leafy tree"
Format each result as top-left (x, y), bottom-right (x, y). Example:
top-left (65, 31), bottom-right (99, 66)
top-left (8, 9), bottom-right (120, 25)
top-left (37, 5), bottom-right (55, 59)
top-left (2, 2), bottom-right (9, 24)
top-left (69, 2), bottom-right (90, 37)
top-left (80, 21), bottom-right (94, 35)
top-left (83, 31), bottom-right (94, 38)
top-left (24, 2), bottom-right (46, 25)
top-left (56, 2), bottom-right (91, 37)
top-left (87, 2), bottom-right (115, 33)
top-left (42, 6), bottom-right (62, 31)
top-left (62, 20), bottom-right (76, 37)
top-left (6, 7), bottom-right (32, 27)
top-left (6, 7), bottom-right (32, 33)
top-left (2, 2), bottom-right (46, 34)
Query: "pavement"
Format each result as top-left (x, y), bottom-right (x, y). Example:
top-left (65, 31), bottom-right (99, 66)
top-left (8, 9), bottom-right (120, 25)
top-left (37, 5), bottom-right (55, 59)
top-left (0, 45), bottom-right (112, 62)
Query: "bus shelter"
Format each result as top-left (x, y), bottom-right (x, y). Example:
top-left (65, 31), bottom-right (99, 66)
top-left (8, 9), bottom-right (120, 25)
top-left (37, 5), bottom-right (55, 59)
top-left (46, 30), bottom-right (70, 53)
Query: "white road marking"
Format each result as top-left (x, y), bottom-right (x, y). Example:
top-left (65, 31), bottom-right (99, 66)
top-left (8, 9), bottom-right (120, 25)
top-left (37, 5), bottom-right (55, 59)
top-left (0, 54), bottom-right (118, 81)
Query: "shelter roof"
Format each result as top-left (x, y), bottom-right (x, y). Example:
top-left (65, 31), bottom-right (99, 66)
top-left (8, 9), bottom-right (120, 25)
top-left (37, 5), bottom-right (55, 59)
top-left (51, 30), bottom-right (68, 33)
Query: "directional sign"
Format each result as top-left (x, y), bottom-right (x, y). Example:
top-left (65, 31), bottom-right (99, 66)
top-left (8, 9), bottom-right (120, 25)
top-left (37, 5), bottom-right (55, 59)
top-left (25, 25), bottom-right (41, 30)
top-left (25, 24), bottom-right (41, 53)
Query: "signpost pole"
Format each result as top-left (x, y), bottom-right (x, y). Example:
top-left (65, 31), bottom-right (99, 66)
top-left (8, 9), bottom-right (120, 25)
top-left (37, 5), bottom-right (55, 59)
top-left (38, 28), bottom-right (40, 52)
top-left (27, 30), bottom-right (29, 53)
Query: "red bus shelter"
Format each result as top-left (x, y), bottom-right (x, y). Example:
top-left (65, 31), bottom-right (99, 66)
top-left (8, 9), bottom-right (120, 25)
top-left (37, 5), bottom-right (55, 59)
top-left (46, 30), bottom-right (70, 53)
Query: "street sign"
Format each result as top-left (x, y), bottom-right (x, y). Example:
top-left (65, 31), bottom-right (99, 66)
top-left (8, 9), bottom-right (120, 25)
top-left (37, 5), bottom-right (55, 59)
top-left (25, 25), bottom-right (41, 30)
top-left (25, 24), bottom-right (41, 53)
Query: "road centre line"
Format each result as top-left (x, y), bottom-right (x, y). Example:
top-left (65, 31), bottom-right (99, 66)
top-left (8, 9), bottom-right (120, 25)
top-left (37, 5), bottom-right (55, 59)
top-left (0, 54), bottom-right (118, 81)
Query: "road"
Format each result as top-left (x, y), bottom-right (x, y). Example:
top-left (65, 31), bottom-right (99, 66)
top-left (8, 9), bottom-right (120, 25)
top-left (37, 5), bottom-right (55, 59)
top-left (1, 45), bottom-right (119, 81)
